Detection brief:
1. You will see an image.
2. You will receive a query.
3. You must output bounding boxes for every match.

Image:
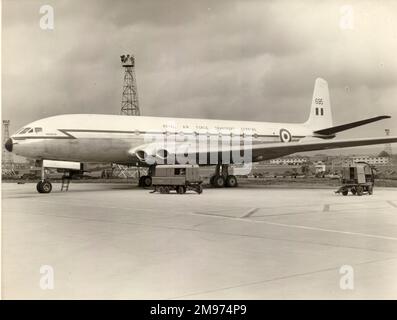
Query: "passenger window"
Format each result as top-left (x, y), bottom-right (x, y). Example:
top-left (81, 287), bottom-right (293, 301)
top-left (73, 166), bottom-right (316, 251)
top-left (35, 127), bottom-right (43, 133)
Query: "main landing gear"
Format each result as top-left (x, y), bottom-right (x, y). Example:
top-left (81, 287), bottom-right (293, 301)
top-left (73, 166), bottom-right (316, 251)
top-left (139, 175), bottom-right (152, 188)
top-left (138, 166), bottom-right (155, 188)
top-left (209, 164), bottom-right (238, 188)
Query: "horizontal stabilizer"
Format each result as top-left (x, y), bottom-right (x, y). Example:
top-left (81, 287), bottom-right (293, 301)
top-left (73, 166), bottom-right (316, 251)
top-left (248, 136), bottom-right (397, 161)
top-left (313, 115), bottom-right (390, 136)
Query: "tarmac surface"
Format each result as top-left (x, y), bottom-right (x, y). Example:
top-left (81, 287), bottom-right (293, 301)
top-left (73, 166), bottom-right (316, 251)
top-left (2, 182), bottom-right (397, 299)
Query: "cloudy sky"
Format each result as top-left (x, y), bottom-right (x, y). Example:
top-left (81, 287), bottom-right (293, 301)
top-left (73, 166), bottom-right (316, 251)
top-left (2, 0), bottom-right (397, 153)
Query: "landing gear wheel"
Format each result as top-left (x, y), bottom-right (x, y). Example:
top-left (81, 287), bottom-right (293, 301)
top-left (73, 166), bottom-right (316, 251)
top-left (41, 181), bottom-right (52, 193)
top-left (213, 175), bottom-right (225, 188)
top-left (351, 188), bottom-right (357, 195)
top-left (225, 175), bottom-right (238, 188)
top-left (356, 186), bottom-right (363, 196)
top-left (141, 176), bottom-right (152, 188)
top-left (342, 190), bottom-right (348, 196)
top-left (37, 180), bottom-right (52, 194)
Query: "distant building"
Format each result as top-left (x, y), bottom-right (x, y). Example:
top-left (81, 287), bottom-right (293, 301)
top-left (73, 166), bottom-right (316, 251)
top-left (314, 161), bottom-right (326, 174)
top-left (265, 154), bottom-right (390, 168)
top-left (308, 154), bottom-right (330, 163)
top-left (350, 155), bottom-right (390, 166)
top-left (269, 156), bottom-right (308, 166)
top-left (330, 155), bottom-right (390, 167)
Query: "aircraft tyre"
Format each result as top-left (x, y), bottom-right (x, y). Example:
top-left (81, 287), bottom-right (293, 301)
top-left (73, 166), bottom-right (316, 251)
top-left (213, 175), bottom-right (225, 188)
top-left (37, 180), bottom-right (52, 194)
top-left (225, 175), bottom-right (238, 188)
top-left (141, 176), bottom-right (152, 188)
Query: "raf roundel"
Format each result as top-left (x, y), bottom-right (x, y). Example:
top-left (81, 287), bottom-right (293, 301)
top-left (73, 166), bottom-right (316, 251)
top-left (279, 129), bottom-right (292, 142)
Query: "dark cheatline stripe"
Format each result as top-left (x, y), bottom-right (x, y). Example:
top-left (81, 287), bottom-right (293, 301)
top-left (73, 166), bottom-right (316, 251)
top-left (61, 129), bottom-right (305, 138)
top-left (13, 128), bottom-right (306, 140)
top-left (57, 129), bottom-right (77, 139)
top-left (13, 136), bottom-right (73, 140)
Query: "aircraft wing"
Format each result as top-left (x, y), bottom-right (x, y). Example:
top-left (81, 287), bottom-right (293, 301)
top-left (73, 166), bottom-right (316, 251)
top-left (130, 136), bottom-right (397, 164)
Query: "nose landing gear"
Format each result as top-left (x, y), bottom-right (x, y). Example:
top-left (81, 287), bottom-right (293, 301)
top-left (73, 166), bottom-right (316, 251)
top-left (138, 165), bottom-right (155, 188)
top-left (36, 180), bottom-right (52, 193)
top-left (36, 162), bottom-right (53, 193)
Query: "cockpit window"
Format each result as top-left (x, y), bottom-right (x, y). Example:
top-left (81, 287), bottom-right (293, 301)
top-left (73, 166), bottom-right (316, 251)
top-left (16, 127), bottom-right (43, 135)
top-left (19, 128), bottom-right (31, 134)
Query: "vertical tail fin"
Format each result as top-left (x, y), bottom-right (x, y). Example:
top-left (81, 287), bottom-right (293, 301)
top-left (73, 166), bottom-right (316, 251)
top-left (304, 78), bottom-right (333, 131)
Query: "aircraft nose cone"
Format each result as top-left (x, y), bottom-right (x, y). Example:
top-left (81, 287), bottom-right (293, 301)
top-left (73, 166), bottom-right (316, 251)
top-left (5, 138), bottom-right (13, 152)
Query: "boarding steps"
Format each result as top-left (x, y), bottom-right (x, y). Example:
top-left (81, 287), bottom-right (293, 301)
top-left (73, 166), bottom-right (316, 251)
top-left (61, 175), bottom-right (71, 192)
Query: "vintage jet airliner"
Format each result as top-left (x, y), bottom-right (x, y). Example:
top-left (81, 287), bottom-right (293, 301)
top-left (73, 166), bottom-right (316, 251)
top-left (5, 78), bottom-right (397, 193)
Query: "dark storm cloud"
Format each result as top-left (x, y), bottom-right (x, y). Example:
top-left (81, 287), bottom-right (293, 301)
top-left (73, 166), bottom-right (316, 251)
top-left (2, 0), bottom-right (397, 144)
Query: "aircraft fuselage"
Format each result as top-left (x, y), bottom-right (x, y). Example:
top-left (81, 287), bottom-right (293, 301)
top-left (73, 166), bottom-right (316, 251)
top-left (9, 114), bottom-right (312, 165)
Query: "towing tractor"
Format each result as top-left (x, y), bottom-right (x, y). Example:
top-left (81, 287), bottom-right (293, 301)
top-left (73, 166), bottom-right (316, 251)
top-left (151, 165), bottom-right (203, 194)
top-left (335, 162), bottom-right (375, 196)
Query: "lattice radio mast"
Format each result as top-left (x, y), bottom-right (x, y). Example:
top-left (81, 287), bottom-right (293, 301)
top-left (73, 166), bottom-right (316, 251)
top-left (120, 54), bottom-right (140, 116)
top-left (2, 120), bottom-right (13, 169)
top-left (112, 55), bottom-right (142, 179)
